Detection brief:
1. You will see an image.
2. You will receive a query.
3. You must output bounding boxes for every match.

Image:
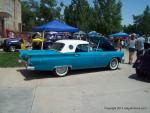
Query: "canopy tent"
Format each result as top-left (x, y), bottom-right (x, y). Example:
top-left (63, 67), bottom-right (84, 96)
top-left (32, 20), bottom-right (79, 32)
top-left (110, 32), bottom-right (129, 38)
top-left (74, 31), bottom-right (86, 36)
top-left (88, 31), bottom-right (101, 37)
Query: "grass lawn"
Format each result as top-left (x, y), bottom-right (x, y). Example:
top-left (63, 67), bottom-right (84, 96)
top-left (0, 52), bottom-right (23, 67)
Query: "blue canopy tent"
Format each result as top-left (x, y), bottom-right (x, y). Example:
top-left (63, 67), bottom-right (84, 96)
top-left (32, 20), bottom-right (79, 32)
top-left (110, 32), bottom-right (129, 38)
top-left (88, 31), bottom-right (101, 37)
top-left (32, 20), bottom-right (79, 49)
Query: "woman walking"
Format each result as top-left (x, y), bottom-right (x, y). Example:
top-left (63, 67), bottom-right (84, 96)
top-left (128, 34), bottom-right (136, 64)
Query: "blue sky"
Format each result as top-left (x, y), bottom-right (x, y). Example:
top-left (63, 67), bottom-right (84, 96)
top-left (58, 0), bottom-right (150, 25)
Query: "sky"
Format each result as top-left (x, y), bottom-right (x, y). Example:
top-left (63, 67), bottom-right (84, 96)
top-left (58, 0), bottom-right (150, 25)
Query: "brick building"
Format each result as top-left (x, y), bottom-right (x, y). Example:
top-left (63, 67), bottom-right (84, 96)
top-left (0, 0), bottom-right (22, 38)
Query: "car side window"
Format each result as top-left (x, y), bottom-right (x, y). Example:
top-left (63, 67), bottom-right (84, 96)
top-left (75, 44), bottom-right (89, 52)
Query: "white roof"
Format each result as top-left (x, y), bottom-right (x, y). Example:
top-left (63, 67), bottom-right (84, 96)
top-left (56, 39), bottom-right (89, 45)
top-left (55, 40), bottom-right (89, 53)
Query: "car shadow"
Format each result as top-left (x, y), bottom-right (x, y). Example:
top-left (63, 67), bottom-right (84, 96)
top-left (128, 74), bottom-right (150, 83)
top-left (17, 69), bottom-right (59, 81)
top-left (17, 67), bottom-right (120, 81)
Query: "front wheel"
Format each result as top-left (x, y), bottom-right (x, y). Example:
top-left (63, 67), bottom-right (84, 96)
top-left (9, 46), bottom-right (16, 52)
top-left (109, 58), bottom-right (119, 70)
top-left (54, 66), bottom-right (69, 77)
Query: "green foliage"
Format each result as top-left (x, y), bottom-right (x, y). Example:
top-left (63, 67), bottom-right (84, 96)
top-left (123, 24), bottom-right (136, 34)
top-left (21, 0), bottom-right (122, 34)
top-left (21, 0), bottom-right (37, 31)
top-left (21, 0), bottom-right (61, 31)
top-left (64, 0), bottom-right (92, 32)
top-left (0, 52), bottom-right (23, 67)
top-left (64, 0), bottom-right (122, 34)
top-left (37, 0), bottom-right (61, 24)
top-left (93, 0), bottom-right (122, 34)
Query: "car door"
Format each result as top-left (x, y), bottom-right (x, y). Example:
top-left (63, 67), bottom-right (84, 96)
top-left (93, 51), bottom-right (112, 68)
top-left (71, 44), bottom-right (96, 69)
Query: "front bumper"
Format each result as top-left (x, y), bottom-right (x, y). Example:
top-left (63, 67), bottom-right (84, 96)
top-left (26, 66), bottom-right (35, 70)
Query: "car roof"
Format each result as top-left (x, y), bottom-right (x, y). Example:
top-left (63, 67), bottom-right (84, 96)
top-left (56, 39), bottom-right (89, 45)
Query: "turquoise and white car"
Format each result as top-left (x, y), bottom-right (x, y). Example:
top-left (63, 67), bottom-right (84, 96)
top-left (19, 38), bottom-right (124, 77)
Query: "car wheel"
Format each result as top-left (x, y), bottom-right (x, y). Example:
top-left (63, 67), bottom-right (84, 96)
top-left (109, 58), bottom-right (119, 70)
top-left (54, 66), bottom-right (69, 77)
top-left (9, 46), bottom-right (16, 52)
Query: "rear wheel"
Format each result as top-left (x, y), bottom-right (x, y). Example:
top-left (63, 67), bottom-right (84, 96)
top-left (54, 66), bottom-right (69, 77)
top-left (109, 58), bottom-right (119, 70)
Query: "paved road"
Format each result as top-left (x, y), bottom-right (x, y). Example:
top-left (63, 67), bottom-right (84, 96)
top-left (0, 63), bottom-right (150, 113)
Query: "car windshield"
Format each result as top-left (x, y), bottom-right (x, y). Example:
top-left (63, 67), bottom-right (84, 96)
top-left (49, 42), bottom-right (64, 51)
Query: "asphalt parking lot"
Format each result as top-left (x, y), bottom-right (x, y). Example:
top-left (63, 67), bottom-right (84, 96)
top-left (0, 62), bottom-right (150, 113)
top-left (0, 49), bottom-right (150, 113)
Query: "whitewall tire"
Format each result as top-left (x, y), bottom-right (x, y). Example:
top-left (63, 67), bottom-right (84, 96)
top-left (109, 58), bottom-right (119, 70)
top-left (54, 66), bottom-right (69, 77)
top-left (9, 46), bottom-right (16, 52)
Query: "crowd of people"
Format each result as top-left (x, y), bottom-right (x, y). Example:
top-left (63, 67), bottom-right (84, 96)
top-left (109, 33), bottom-right (146, 65)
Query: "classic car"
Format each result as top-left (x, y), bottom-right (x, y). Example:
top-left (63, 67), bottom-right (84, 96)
top-left (3, 38), bottom-right (23, 52)
top-left (133, 49), bottom-right (150, 77)
top-left (19, 38), bottom-right (124, 77)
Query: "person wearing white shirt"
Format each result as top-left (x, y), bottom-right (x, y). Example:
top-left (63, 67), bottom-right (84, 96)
top-left (135, 35), bottom-right (145, 58)
top-left (128, 35), bottom-right (136, 64)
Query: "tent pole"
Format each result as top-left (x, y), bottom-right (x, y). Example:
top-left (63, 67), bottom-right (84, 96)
top-left (96, 40), bottom-right (100, 50)
top-left (41, 31), bottom-right (44, 50)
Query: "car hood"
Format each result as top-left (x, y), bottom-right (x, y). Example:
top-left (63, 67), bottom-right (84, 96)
top-left (19, 50), bottom-right (59, 61)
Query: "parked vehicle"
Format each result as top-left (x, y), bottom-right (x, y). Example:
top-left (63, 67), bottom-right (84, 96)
top-left (19, 39), bottom-right (124, 77)
top-left (144, 37), bottom-right (150, 50)
top-left (3, 38), bottom-right (23, 52)
top-left (133, 49), bottom-right (150, 77)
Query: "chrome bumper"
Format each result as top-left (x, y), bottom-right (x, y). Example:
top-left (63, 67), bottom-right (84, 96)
top-left (26, 66), bottom-right (35, 70)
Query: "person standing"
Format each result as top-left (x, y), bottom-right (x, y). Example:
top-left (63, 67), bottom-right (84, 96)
top-left (135, 35), bottom-right (145, 58)
top-left (128, 35), bottom-right (136, 64)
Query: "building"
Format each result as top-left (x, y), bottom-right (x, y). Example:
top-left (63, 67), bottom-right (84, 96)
top-left (0, 0), bottom-right (22, 38)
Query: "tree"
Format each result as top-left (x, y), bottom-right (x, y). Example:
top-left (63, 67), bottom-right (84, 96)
top-left (123, 24), bottom-right (136, 34)
top-left (93, 0), bottom-right (122, 34)
top-left (64, 0), bottom-right (93, 32)
top-left (21, 0), bottom-right (62, 31)
top-left (21, 0), bottom-right (38, 31)
top-left (36, 0), bottom-right (61, 24)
